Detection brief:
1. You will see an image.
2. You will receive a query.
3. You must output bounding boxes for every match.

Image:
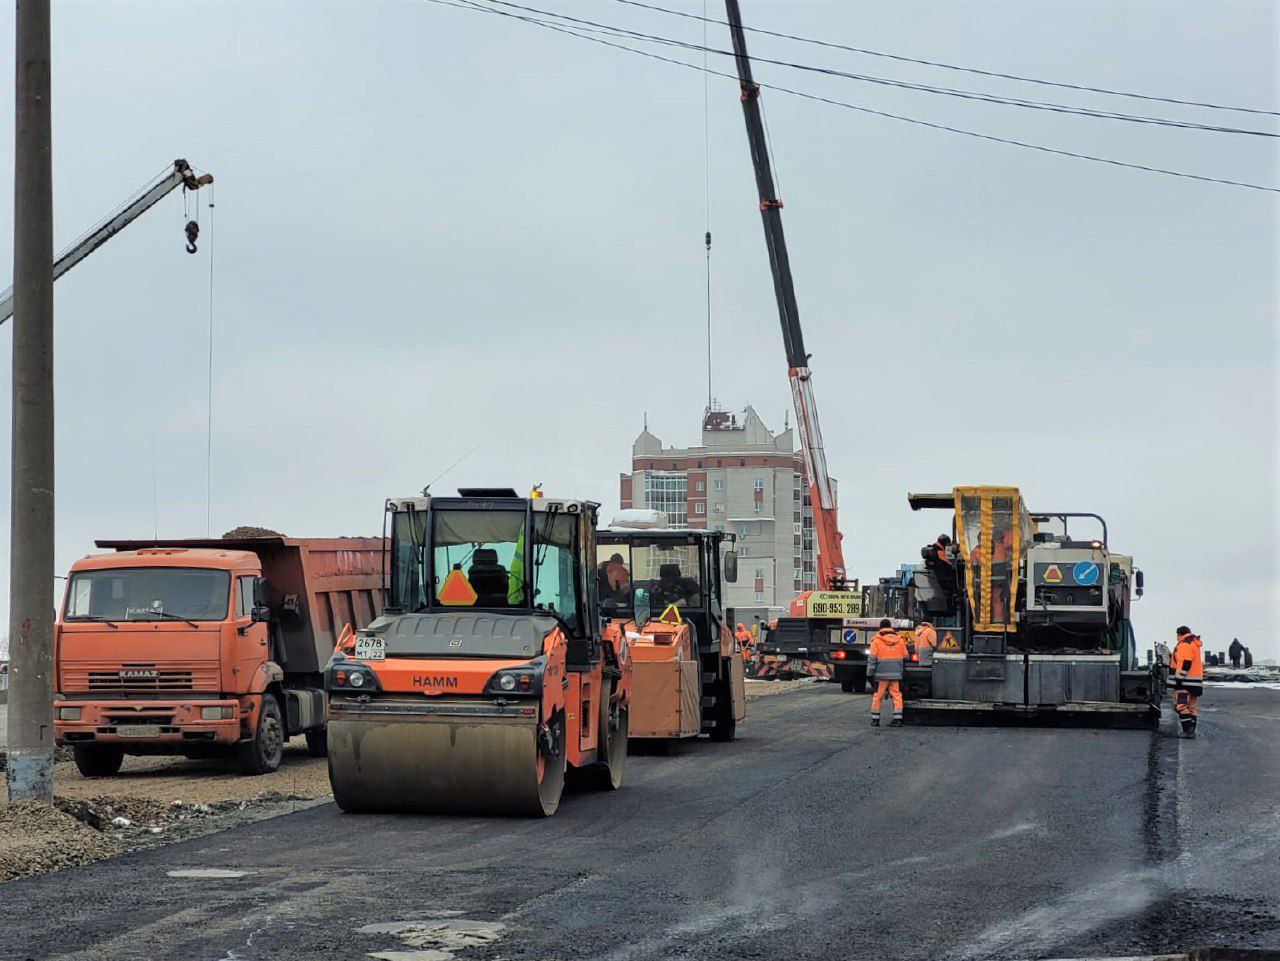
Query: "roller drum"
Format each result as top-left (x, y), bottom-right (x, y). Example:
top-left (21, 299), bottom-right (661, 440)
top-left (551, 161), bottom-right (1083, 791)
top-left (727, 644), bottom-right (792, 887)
top-left (327, 711), bottom-right (565, 816)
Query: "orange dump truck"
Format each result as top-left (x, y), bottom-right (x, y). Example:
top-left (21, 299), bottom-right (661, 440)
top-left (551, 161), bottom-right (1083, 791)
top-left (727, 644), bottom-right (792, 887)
top-left (597, 512), bottom-right (746, 745)
top-left (55, 536), bottom-right (384, 776)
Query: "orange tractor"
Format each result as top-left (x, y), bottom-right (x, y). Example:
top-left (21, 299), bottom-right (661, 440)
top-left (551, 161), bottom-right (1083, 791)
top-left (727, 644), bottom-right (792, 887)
top-left (325, 488), bottom-right (631, 816)
top-left (597, 511), bottom-right (746, 747)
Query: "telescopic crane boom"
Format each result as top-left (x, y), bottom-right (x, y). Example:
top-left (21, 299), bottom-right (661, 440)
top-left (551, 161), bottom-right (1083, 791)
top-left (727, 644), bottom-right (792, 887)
top-left (0, 158), bottom-right (213, 326)
top-left (723, 0), bottom-right (847, 590)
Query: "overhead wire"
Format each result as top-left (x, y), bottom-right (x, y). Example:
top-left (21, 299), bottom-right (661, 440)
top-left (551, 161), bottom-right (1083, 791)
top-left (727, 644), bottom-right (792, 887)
top-left (605, 0), bottom-right (1280, 117)
top-left (702, 0), bottom-right (713, 410)
top-left (426, 0), bottom-right (1279, 192)
top-left (463, 0), bottom-right (1278, 138)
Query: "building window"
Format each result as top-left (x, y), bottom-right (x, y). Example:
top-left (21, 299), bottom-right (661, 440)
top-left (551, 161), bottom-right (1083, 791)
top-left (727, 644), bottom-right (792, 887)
top-left (754, 501), bottom-right (762, 513)
top-left (739, 546), bottom-right (748, 557)
top-left (644, 472), bottom-right (688, 527)
top-left (739, 459), bottom-right (746, 467)
top-left (754, 591), bottom-right (765, 603)
top-left (754, 568), bottom-right (765, 580)
top-left (697, 461), bottom-right (703, 468)
top-left (794, 523), bottom-right (802, 536)
top-left (713, 502), bottom-right (724, 513)
top-left (754, 477), bottom-right (765, 491)
top-left (695, 480), bottom-right (705, 492)
top-left (714, 478), bottom-right (725, 492)
top-left (694, 502), bottom-right (706, 515)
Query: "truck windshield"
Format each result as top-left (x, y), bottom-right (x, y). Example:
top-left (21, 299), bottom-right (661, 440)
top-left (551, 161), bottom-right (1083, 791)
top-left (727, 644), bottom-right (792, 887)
top-left (65, 568), bottom-right (230, 622)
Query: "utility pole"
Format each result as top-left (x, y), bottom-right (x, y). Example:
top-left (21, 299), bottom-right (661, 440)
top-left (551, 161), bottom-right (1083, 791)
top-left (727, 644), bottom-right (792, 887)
top-left (7, 0), bottom-right (56, 801)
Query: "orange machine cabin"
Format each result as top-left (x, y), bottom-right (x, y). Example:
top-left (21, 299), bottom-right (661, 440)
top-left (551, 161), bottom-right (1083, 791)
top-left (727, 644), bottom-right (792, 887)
top-left (55, 536), bottom-right (384, 776)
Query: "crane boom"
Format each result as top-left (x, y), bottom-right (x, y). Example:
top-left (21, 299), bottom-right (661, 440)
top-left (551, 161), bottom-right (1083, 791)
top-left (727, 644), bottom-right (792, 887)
top-left (724, 0), bottom-right (847, 590)
top-left (0, 158), bottom-right (213, 326)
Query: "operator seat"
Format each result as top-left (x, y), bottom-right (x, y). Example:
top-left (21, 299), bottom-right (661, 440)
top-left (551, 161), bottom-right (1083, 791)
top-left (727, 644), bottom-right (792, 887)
top-left (468, 548), bottom-right (510, 607)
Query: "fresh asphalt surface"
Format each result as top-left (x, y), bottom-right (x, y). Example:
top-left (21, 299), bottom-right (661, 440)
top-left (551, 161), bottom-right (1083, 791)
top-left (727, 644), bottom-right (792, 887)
top-left (1, 685), bottom-right (1277, 961)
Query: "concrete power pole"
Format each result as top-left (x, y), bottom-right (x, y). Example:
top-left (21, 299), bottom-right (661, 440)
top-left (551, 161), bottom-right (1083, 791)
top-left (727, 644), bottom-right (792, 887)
top-left (7, 0), bottom-right (55, 801)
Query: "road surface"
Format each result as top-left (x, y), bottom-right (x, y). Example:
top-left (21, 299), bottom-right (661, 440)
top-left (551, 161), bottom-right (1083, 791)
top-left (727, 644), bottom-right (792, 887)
top-left (0, 684), bottom-right (1276, 961)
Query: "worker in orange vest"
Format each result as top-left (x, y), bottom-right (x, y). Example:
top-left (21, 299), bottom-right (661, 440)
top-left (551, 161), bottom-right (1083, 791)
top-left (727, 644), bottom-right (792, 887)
top-left (1169, 626), bottom-right (1204, 737)
top-left (867, 618), bottom-right (907, 727)
top-left (734, 622), bottom-right (752, 655)
top-left (914, 620), bottom-right (937, 667)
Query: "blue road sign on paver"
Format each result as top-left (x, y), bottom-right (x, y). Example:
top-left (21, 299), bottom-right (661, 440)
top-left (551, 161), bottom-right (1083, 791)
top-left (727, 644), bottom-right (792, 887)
top-left (1073, 561), bottom-right (1100, 586)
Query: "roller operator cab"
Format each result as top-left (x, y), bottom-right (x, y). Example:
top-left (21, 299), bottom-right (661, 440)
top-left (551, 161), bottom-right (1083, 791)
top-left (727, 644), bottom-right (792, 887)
top-left (597, 509), bottom-right (747, 745)
top-left (903, 487), bottom-right (1159, 726)
top-left (55, 537), bottom-right (384, 776)
top-left (325, 489), bottom-right (632, 817)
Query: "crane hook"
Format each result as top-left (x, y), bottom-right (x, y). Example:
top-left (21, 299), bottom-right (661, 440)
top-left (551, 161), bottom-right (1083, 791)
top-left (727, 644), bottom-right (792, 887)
top-left (184, 219), bottom-right (200, 254)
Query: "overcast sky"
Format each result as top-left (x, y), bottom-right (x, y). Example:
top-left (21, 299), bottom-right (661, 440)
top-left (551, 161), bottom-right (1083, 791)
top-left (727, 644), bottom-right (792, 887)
top-left (0, 0), bottom-right (1276, 657)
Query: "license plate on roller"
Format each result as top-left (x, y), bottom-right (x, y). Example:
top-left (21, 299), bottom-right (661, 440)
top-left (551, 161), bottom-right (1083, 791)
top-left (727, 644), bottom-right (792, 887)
top-left (117, 725), bottom-right (161, 738)
top-left (354, 637), bottom-right (385, 661)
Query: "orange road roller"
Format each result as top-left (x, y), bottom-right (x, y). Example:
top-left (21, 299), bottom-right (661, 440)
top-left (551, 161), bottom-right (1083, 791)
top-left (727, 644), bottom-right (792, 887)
top-left (597, 510), bottom-right (746, 746)
top-left (325, 488), bottom-right (631, 816)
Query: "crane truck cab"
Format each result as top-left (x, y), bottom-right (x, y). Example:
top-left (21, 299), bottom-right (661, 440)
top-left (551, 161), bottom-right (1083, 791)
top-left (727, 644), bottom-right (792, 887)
top-left (325, 488), bottom-right (632, 817)
top-left (55, 537), bottom-right (384, 776)
top-left (902, 487), bottom-right (1160, 726)
top-left (597, 509), bottom-right (746, 745)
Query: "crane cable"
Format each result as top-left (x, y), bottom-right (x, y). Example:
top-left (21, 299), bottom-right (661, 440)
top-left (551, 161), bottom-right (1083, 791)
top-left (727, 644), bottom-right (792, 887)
top-left (204, 183), bottom-right (216, 536)
top-left (703, 0), bottom-right (712, 410)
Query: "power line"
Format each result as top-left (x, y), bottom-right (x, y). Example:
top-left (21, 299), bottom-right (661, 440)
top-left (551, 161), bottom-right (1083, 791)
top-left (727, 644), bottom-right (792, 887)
top-left (468, 0), bottom-right (1277, 138)
top-left (427, 0), bottom-right (1279, 192)
top-left (606, 0), bottom-right (1280, 117)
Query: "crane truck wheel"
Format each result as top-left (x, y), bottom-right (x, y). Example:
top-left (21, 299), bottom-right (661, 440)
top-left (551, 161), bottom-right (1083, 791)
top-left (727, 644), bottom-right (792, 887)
top-left (72, 745), bottom-right (124, 777)
top-left (236, 695), bottom-right (285, 775)
top-left (304, 729), bottom-right (328, 757)
top-left (707, 680), bottom-right (737, 742)
top-left (572, 685), bottom-right (628, 791)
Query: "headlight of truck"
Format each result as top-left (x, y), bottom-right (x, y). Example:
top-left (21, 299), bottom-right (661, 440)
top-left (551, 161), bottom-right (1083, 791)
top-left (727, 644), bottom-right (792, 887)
top-left (57, 706), bottom-right (81, 721)
top-left (200, 706), bottom-right (234, 721)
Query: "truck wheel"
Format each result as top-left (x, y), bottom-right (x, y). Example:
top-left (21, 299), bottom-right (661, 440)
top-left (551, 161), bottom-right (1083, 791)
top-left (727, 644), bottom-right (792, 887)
top-left (236, 696), bottom-right (285, 775)
top-left (841, 676), bottom-right (855, 694)
top-left (304, 729), bottom-right (328, 757)
top-left (853, 666), bottom-right (868, 694)
top-left (72, 745), bottom-right (124, 777)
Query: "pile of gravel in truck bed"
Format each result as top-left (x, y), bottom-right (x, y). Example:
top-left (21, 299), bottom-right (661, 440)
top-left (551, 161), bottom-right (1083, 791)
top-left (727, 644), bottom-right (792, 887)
top-left (221, 525), bottom-right (284, 538)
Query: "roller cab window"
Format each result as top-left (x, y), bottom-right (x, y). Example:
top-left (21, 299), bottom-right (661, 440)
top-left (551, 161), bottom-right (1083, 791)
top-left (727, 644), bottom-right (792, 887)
top-left (630, 538), bottom-right (705, 611)
top-left (64, 568), bottom-right (231, 623)
top-left (426, 508), bottom-right (585, 636)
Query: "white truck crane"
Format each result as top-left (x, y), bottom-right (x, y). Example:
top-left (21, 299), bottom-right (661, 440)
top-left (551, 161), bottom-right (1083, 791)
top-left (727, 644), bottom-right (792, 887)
top-left (1, 158), bottom-right (213, 325)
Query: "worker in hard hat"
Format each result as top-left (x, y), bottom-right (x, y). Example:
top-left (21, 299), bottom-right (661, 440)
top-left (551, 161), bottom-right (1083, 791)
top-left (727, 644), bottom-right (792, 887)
top-left (600, 553), bottom-right (631, 592)
top-left (913, 619), bottom-right (937, 668)
top-left (867, 618), bottom-right (907, 727)
top-left (734, 622), bottom-right (753, 655)
top-left (1169, 626), bottom-right (1204, 737)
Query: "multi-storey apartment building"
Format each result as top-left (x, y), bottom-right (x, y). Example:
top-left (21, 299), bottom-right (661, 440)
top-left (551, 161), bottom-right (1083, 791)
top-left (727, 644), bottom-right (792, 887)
top-left (618, 405), bottom-right (833, 619)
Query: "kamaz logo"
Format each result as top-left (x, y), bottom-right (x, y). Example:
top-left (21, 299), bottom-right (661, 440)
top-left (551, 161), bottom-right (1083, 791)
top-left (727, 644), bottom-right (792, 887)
top-left (119, 669), bottom-right (159, 680)
top-left (412, 676), bottom-right (459, 689)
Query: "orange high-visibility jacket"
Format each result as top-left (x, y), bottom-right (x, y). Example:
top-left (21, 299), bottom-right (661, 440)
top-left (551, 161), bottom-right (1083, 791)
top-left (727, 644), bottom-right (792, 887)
top-left (1170, 632), bottom-right (1203, 681)
top-left (868, 628), bottom-right (908, 680)
top-left (914, 623), bottom-right (937, 651)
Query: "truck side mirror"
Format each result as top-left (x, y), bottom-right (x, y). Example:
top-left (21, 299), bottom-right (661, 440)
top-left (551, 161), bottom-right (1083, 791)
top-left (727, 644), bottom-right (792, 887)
top-left (253, 576), bottom-right (269, 607)
top-left (1134, 569), bottom-right (1144, 598)
top-left (250, 605), bottom-right (271, 623)
top-left (723, 550), bottom-right (739, 584)
top-left (633, 587), bottom-right (652, 626)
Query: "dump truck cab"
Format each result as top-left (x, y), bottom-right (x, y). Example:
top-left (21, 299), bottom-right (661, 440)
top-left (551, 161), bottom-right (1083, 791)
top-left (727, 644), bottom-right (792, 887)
top-left (326, 488), bottom-right (631, 816)
top-left (597, 510), bottom-right (746, 743)
top-left (903, 487), bottom-right (1159, 725)
top-left (55, 537), bottom-right (384, 775)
